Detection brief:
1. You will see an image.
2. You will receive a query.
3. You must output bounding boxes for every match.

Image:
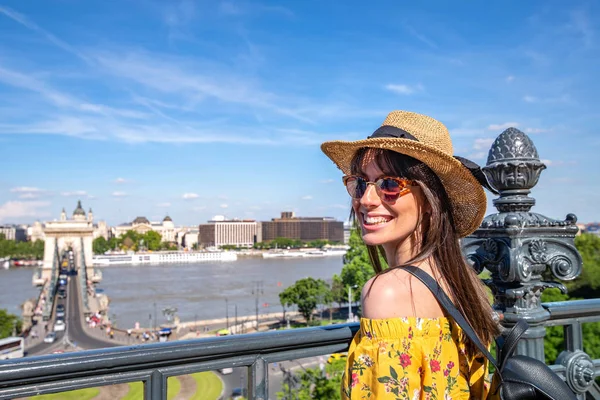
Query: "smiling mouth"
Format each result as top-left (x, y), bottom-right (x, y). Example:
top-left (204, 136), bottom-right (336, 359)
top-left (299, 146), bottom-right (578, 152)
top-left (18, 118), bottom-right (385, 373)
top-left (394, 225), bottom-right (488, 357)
top-left (362, 214), bottom-right (393, 226)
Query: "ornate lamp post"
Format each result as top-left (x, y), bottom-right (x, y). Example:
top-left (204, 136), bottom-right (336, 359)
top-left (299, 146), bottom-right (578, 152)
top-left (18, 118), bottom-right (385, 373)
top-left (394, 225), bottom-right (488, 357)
top-left (462, 127), bottom-right (582, 361)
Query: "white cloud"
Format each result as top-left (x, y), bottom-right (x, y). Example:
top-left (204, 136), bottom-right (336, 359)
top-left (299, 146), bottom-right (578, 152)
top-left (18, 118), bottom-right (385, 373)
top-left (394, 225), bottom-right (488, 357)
top-left (112, 191), bottom-right (127, 197)
top-left (114, 177), bottom-right (128, 184)
top-left (525, 128), bottom-right (548, 134)
top-left (157, 202), bottom-right (171, 207)
top-left (61, 190), bottom-right (88, 197)
top-left (487, 122), bottom-right (519, 131)
top-left (541, 159), bottom-right (564, 167)
top-left (384, 83), bottom-right (423, 95)
top-left (218, 195), bottom-right (228, 200)
top-left (302, 195), bottom-right (313, 200)
top-left (506, 75), bottom-right (515, 82)
top-left (0, 201), bottom-right (51, 222)
top-left (473, 138), bottom-right (495, 150)
top-left (220, 203), bottom-right (229, 209)
top-left (523, 96), bottom-right (537, 103)
top-left (320, 179), bottom-right (334, 184)
top-left (18, 193), bottom-right (38, 200)
top-left (10, 186), bottom-right (43, 193)
top-left (469, 151), bottom-right (488, 160)
top-left (182, 193), bottom-right (199, 200)
top-left (9, 187), bottom-right (48, 199)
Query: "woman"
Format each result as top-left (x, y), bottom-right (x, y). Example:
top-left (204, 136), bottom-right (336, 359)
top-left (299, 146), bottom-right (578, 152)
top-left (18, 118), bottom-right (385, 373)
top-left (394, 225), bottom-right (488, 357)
top-left (321, 111), bottom-right (500, 399)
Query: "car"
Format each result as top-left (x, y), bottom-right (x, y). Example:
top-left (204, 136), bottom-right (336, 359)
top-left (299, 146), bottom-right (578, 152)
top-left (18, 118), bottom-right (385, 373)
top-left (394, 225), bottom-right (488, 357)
top-left (56, 305), bottom-right (65, 318)
top-left (230, 387), bottom-right (246, 400)
top-left (54, 319), bottom-right (66, 332)
top-left (218, 367), bottom-right (233, 375)
top-left (44, 332), bottom-right (57, 343)
top-left (57, 289), bottom-right (66, 299)
top-left (327, 352), bottom-right (348, 364)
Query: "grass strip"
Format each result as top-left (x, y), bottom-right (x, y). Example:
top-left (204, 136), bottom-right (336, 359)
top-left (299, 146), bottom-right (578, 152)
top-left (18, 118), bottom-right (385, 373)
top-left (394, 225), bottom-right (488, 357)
top-left (27, 387), bottom-right (100, 400)
top-left (189, 371), bottom-right (223, 400)
top-left (121, 378), bottom-right (180, 400)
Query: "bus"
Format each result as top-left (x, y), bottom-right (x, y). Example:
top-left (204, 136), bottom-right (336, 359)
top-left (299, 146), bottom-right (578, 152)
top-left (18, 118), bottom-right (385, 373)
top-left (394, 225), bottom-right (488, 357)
top-left (0, 337), bottom-right (25, 360)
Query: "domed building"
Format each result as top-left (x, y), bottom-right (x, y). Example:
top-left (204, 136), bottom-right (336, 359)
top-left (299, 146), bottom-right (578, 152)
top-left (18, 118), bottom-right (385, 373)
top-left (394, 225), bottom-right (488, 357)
top-left (113, 215), bottom-right (178, 243)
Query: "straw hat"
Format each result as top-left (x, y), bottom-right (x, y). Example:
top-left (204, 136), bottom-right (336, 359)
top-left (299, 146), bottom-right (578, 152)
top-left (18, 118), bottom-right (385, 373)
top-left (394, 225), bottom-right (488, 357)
top-left (321, 110), bottom-right (487, 237)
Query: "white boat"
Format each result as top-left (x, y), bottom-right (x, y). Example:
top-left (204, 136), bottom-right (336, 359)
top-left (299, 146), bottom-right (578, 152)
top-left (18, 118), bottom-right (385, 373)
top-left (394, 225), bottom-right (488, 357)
top-left (2, 259), bottom-right (9, 270)
top-left (262, 250), bottom-right (306, 259)
top-left (92, 251), bottom-right (237, 266)
top-left (262, 248), bottom-right (347, 258)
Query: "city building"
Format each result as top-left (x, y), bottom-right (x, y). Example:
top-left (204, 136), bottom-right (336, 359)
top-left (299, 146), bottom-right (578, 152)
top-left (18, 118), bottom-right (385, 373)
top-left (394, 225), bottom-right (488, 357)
top-left (584, 223), bottom-right (600, 236)
top-left (181, 230), bottom-right (199, 250)
top-left (343, 221), bottom-right (353, 244)
top-left (113, 216), bottom-right (177, 243)
top-left (198, 215), bottom-right (261, 248)
top-left (261, 211), bottom-right (344, 243)
top-left (0, 225), bottom-right (27, 242)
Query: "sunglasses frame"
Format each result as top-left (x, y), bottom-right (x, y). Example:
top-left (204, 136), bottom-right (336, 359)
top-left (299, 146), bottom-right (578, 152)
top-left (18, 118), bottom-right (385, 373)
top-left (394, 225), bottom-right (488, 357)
top-left (342, 175), bottom-right (415, 202)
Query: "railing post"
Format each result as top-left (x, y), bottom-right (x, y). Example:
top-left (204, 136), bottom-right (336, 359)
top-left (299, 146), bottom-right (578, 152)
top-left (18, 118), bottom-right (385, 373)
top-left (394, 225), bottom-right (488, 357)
top-left (248, 357), bottom-right (268, 400)
top-left (462, 127), bottom-right (582, 362)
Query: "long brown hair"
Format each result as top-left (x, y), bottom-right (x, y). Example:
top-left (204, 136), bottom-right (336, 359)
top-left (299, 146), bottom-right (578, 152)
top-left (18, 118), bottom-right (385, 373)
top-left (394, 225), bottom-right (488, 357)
top-left (350, 147), bottom-right (499, 355)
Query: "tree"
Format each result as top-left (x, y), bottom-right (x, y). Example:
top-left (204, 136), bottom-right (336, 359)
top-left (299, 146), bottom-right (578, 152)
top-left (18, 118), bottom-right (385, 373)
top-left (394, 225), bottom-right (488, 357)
top-left (330, 274), bottom-right (347, 308)
top-left (339, 228), bottom-right (377, 303)
top-left (540, 234), bottom-right (600, 363)
top-left (567, 233), bottom-right (600, 296)
top-left (0, 309), bottom-right (21, 339)
top-left (279, 278), bottom-right (329, 325)
top-left (0, 236), bottom-right (44, 259)
top-left (143, 231), bottom-right (162, 251)
top-left (277, 357), bottom-right (345, 400)
top-left (92, 237), bottom-right (109, 255)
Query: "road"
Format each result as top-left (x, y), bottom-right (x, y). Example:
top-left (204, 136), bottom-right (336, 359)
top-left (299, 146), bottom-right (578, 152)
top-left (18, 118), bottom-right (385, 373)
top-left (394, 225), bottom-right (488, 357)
top-left (27, 273), bottom-right (119, 356)
top-left (25, 272), bottom-right (326, 399)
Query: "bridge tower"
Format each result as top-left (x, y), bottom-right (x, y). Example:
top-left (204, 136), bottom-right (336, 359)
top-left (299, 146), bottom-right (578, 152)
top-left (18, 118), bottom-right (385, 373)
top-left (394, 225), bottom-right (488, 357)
top-left (36, 200), bottom-right (97, 284)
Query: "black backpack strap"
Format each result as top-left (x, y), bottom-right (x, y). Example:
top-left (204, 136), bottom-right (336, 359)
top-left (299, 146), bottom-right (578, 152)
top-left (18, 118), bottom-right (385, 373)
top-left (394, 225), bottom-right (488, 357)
top-left (403, 266), bottom-right (500, 372)
top-left (497, 319), bottom-right (529, 370)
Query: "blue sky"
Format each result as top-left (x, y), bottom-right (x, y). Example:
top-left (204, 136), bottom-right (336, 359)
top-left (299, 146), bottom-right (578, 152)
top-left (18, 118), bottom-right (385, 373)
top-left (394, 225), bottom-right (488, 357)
top-left (0, 0), bottom-right (598, 227)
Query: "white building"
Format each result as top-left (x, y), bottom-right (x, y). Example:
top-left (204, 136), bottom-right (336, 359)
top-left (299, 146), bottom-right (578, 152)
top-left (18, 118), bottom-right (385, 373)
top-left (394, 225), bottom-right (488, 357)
top-left (199, 217), bottom-right (262, 248)
top-left (113, 216), bottom-right (178, 243)
top-left (0, 225), bottom-right (27, 242)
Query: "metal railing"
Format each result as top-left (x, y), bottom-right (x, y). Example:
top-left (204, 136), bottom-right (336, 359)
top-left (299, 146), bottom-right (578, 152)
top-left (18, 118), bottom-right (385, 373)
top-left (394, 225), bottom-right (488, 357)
top-left (2, 299), bottom-right (600, 399)
top-left (79, 238), bottom-right (89, 311)
top-left (42, 244), bottom-right (60, 320)
top-left (0, 323), bottom-right (358, 400)
top-left (545, 299), bottom-right (600, 399)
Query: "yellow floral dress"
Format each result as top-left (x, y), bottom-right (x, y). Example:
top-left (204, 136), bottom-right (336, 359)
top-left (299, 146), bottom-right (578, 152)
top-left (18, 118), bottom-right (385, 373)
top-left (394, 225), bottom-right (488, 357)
top-left (341, 317), bottom-right (491, 400)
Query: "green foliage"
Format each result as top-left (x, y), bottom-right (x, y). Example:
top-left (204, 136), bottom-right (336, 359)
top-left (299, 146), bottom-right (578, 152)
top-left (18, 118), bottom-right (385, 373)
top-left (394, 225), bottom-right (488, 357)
top-left (92, 237), bottom-right (109, 255)
top-left (541, 234), bottom-right (600, 364)
top-left (0, 309), bottom-right (21, 339)
top-left (0, 236), bottom-right (44, 259)
top-left (277, 358), bottom-right (345, 400)
top-left (279, 278), bottom-right (330, 324)
top-left (100, 230), bottom-right (173, 252)
top-left (144, 231), bottom-right (162, 251)
top-left (567, 234), bottom-right (600, 294)
top-left (330, 274), bottom-right (347, 307)
top-left (339, 228), bottom-right (376, 303)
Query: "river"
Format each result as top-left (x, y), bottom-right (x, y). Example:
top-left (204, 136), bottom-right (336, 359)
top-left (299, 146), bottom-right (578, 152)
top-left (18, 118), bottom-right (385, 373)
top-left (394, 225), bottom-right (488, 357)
top-left (0, 256), bottom-right (346, 329)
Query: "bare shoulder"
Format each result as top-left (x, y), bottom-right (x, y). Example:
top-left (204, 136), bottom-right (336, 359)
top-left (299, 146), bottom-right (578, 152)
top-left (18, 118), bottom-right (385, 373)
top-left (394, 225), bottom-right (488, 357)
top-left (361, 268), bottom-right (445, 319)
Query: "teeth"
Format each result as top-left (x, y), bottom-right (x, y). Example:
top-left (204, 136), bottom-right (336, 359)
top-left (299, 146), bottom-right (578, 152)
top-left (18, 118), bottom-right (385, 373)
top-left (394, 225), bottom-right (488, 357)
top-left (364, 216), bottom-right (391, 225)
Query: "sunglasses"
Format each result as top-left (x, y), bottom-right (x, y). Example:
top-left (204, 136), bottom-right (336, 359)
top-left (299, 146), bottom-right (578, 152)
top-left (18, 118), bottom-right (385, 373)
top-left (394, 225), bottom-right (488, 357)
top-left (342, 175), bottom-right (414, 202)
